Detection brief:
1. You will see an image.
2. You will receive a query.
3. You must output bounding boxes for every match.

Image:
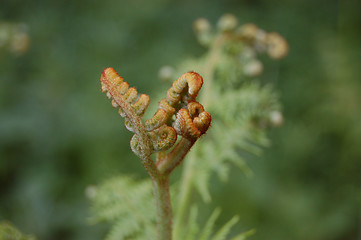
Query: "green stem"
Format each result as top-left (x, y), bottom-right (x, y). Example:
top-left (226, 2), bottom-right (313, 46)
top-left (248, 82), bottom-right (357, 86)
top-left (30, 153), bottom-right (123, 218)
top-left (152, 175), bottom-right (173, 240)
top-left (157, 138), bottom-right (196, 175)
top-left (153, 139), bottom-right (195, 240)
top-left (173, 149), bottom-right (197, 240)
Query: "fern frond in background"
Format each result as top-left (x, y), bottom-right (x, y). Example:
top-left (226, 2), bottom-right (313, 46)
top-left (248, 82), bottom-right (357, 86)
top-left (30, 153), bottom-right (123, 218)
top-left (88, 176), bottom-right (155, 240)
top-left (0, 222), bottom-right (36, 240)
top-left (90, 13), bottom-right (288, 240)
top-left (171, 14), bottom-right (287, 239)
top-left (181, 206), bottom-right (255, 240)
top-left (193, 83), bottom-right (280, 202)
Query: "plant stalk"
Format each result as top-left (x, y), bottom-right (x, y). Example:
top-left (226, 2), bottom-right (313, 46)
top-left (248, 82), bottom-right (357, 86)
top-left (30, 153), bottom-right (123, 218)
top-left (172, 149), bottom-right (196, 240)
top-left (157, 138), bottom-right (196, 175)
top-left (152, 175), bottom-right (173, 240)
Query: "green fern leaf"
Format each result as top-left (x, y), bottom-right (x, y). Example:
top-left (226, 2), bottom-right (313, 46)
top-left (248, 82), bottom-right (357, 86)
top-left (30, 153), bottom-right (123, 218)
top-left (192, 83), bottom-right (280, 202)
top-left (198, 208), bottom-right (222, 240)
top-left (229, 229), bottom-right (256, 240)
top-left (89, 175), bottom-right (155, 240)
top-left (210, 215), bottom-right (239, 240)
top-left (0, 222), bottom-right (36, 240)
top-left (183, 205), bottom-right (200, 240)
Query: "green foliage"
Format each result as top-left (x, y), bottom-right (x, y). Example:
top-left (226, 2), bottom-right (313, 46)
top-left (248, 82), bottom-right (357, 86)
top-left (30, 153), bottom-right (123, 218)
top-left (90, 176), bottom-right (255, 240)
top-left (182, 207), bottom-right (241, 240)
top-left (170, 16), bottom-right (286, 240)
top-left (88, 176), bottom-right (155, 240)
top-left (173, 205), bottom-right (255, 240)
top-left (89, 172), bottom-right (255, 240)
top-left (0, 222), bottom-right (36, 240)
top-left (181, 207), bottom-right (255, 240)
top-left (194, 83), bottom-right (280, 202)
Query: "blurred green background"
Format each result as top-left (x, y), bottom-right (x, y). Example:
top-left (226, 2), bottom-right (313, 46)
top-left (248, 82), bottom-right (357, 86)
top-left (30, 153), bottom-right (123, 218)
top-left (1, 0), bottom-right (360, 239)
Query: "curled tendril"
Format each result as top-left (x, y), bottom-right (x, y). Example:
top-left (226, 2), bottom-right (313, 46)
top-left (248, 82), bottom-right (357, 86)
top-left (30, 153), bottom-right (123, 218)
top-left (100, 68), bottom-right (151, 121)
top-left (187, 102), bottom-right (204, 118)
top-left (132, 94), bottom-right (151, 116)
top-left (145, 109), bottom-right (168, 131)
top-left (146, 71), bottom-right (204, 131)
top-left (173, 103), bottom-right (212, 140)
top-left (131, 125), bottom-right (177, 157)
top-left (167, 71), bottom-right (203, 105)
top-left (145, 99), bottom-right (176, 131)
top-left (193, 111), bottom-right (212, 134)
top-left (148, 126), bottom-right (177, 152)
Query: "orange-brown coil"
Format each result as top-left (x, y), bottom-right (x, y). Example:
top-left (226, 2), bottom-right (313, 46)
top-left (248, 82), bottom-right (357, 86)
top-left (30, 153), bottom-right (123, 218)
top-left (100, 68), bottom-right (151, 120)
top-left (146, 71), bottom-right (204, 131)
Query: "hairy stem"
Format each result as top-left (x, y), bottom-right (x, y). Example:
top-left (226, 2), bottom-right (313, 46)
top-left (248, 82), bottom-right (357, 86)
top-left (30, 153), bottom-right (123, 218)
top-left (157, 138), bottom-right (196, 175)
top-left (155, 139), bottom-right (195, 240)
top-left (173, 148), bottom-right (197, 240)
top-left (152, 176), bottom-right (172, 240)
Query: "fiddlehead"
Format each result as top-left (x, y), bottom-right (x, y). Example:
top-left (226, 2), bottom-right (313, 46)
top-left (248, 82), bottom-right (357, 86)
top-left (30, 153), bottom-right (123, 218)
top-left (173, 103), bottom-right (211, 140)
top-left (101, 68), bottom-right (151, 122)
top-left (145, 71), bottom-right (204, 131)
top-left (100, 68), bottom-right (211, 163)
top-left (236, 23), bottom-right (289, 60)
top-left (100, 67), bottom-right (211, 240)
top-left (168, 71), bottom-right (203, 103)
top-left (101, 67), bottom-right (159, 179)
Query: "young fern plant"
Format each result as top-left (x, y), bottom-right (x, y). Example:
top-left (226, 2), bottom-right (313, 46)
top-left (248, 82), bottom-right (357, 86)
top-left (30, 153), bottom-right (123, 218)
top-left (90, 13), bottom-right (288, 240)
top-left (99, 68), bottom-right (211, 240)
